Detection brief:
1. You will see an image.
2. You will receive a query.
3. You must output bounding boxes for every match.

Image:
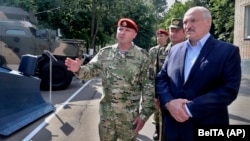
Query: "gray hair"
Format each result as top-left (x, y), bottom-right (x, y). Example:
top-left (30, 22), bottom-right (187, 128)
top-left (199, 6), bottom-right (212, 20)
top-left (189, 6), bottom-right (212, 20)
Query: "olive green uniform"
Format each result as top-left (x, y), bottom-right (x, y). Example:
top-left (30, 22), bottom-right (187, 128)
top-left (149, 43), bottom-right (171, 141)
top-left (149, 45), bottom-right (169, 74)
top-left (74, 43), bottom-right (155, 141)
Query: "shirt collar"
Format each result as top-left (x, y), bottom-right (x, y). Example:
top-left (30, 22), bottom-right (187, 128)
top-left (112, 43), bottom-right (135, 57)
top-left (186, 33), bottom-right (211, 48)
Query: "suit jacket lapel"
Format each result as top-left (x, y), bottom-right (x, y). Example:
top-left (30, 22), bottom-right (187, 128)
top-left (185, 36), bottom-right (216, 84)
top-left (178, 44), bottom-right (187, 84)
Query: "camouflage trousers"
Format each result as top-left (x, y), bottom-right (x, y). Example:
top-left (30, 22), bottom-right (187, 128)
top-left (99, 104), bottom-right (138, 141)
top-left (153, 108), bottom-right (165, 141)
top-left (153, 109), bottom-right (160, 124)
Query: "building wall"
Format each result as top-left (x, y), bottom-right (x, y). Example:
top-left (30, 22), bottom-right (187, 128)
top-left (234, 0), bottom-right (250, 59)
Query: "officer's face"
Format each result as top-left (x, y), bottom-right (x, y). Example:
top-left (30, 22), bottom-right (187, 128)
top-left (156, 34), bottom-right (168, 46)
top-left (116, 26), bottom-right (137, 44)
top-left (169, 28), bottom-right (185, 45)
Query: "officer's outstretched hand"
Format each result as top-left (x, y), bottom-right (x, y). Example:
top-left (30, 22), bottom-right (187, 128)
top-left (65, 57), bottom-right (81, 73)
top-left (133, 116), bottom-right (145, 134)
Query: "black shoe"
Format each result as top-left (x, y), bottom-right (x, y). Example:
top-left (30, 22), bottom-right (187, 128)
top-left (153, 130), bottom-right (159, 141)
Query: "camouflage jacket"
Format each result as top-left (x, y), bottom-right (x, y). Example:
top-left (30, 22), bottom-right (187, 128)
top-left (149, 43), bottom-right (171, 98)
top-left (149, 44), bottom-right (171, 76)
top-left (74, 43), bottom-right (154, 121)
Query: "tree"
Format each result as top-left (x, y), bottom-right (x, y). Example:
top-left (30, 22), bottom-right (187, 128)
top-left (160, 0), bottom-right (235, 43)
top-left (209, 0), bottom-right (235, 43)
top-left (0, 0), bottom-right (37, 12)
top-left (1, 0), bottom-right (168, 52)
top-left (161, 1), bottom-right (192, 29)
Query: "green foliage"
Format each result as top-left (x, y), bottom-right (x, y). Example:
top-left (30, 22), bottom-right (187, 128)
top-left (0, 0), bottom-right (235, 51)
top-left (0, 0), bottom-right (165, 51)
top-left (0, 0), bottom-right (37, 12)
top-left (209, 0), bottom-right (235, 43)
top-left (161, 1), bottom-right (192, 29)
top-left (160, 0), bottom-right (235, 43)
top-left (151, 0), bottom-right (168, 14)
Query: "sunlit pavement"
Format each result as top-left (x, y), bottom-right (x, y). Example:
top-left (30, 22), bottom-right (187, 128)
top-left (228, 74), bottom-right (250, 125)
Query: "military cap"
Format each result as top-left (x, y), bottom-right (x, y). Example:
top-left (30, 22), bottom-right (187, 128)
top-left (156, 29), bottom-right (169, 36)
top-left (169, 18), bottom-right (183, 29)
top-left (117, 18), bottom-right (138, 32)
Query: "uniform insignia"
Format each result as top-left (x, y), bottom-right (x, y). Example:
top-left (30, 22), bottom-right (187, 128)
top-left (173, 20), bottom-right (179, 26)
top-left (122, 21), bottom-right (127, 26)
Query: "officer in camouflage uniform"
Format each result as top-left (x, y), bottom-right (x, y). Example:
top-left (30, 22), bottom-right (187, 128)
top-left (165, 18), bottom-right (186, 53)
top-left (65, 18), bottom-right (155, 141)
top-left (148, 29), bottom-right (169, 141)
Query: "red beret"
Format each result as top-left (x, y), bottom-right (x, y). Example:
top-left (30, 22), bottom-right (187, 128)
top-left (156, 29), bottom-right (168, 36)
top-left (117, 18), bottom-right (138, 32)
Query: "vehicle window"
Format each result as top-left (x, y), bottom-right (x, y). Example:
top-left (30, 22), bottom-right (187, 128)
top-left (6, 29), bottom-right (27, 36)
top-left (29, 27), bottom-right (37, 37)
top-left (36, 29), bottom-right (48, 39)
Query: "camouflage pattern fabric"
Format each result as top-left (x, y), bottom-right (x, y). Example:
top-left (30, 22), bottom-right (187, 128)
top-left (149, 44), bottom-right (170, 74)
top-left (148, 44), bottom-right (169, 122)
top-left (74, 43), bottom-right (155, 141)
top-left (149, 44), bottom-right (171, 141)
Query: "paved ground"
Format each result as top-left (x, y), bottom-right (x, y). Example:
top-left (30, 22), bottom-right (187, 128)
top-left (228, 74), bottom-right (250, 125)
top-left (2, 73), bottom-right (248, 141)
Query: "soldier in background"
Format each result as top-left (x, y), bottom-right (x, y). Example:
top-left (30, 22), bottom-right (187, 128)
top-left (65, 18), bottom-right (155, 141)
top-left (149, 18), bottom-right (186, 141)
top-left (165, 18), bottom-right (186, 51)
top-left (159, 18), bottom-right (186, 141)
top-left (148, 29), bottom-right (169, 141)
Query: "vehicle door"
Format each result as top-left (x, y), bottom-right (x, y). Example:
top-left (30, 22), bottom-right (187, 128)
top-left (1, 24), bottom-right (42, 65)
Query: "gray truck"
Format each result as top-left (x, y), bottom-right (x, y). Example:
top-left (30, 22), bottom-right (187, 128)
top-left (0, 6), bottom-right (84, 90)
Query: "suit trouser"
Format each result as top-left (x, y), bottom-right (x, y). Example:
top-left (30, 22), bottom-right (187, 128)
top-left (159, 108), bottom-right (166, 141)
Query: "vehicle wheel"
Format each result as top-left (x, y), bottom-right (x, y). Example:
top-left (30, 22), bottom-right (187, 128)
top-left (39, 61), bottom-right (73, 91)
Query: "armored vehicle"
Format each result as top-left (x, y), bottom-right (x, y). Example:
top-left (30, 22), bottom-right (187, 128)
top-left (0, 6), bottom-right (84, 90)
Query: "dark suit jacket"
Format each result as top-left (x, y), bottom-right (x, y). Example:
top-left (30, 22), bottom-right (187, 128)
top-left (155, 35), bottom-right (241, 141)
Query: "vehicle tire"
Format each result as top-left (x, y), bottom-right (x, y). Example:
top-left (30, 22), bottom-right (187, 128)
top-left (39, 61), bottom-right (73, 91)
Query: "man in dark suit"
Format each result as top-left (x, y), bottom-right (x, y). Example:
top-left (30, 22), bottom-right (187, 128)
top-left (155, 6), bottom-right (241, 141)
